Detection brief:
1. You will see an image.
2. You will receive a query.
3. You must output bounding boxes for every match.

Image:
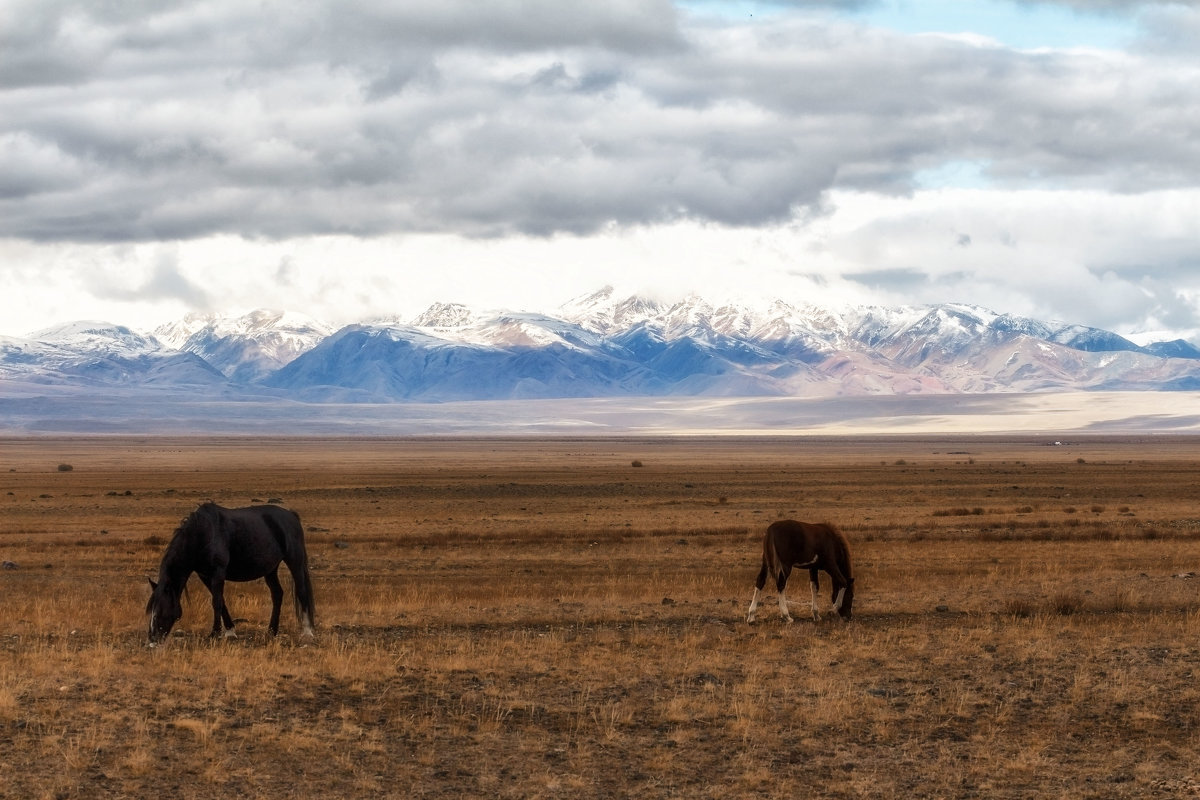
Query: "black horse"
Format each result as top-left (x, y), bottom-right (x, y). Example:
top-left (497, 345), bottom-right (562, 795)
top-left (147, 502), bottom-right (315, 644)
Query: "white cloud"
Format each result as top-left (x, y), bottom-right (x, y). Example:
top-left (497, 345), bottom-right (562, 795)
top-left (4, 186), bottom-right (1195, 339)
top-left (4, 3), bottom-right (1200, 242)
top-left (814, 188), bottom-right (1200, 333)
top-left (1, 1), bottom-right (1199, 341)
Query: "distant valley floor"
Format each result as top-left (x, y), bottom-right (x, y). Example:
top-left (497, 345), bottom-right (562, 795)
top-left (1, 386), bottom-right (1198, 435)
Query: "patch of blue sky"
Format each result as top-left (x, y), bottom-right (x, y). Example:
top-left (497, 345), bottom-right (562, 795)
top-left (682, 0), bottom-right (1137, 51)
top-left (855, 0), bottom-right (1135, 51)
top-left (912, 159), bottom-right (994, 190)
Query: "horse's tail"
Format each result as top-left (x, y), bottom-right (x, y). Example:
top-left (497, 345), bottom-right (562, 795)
top-left (768, 530), bottom-right (783, 580)
top-left (758, 524), bottom-right (784, 588)
top-left (287, 510), bottom-right (316, 637)
top-left (292, 557), bottom-right (316, 636)
top-left (266, 508), bottom-right (316, 636)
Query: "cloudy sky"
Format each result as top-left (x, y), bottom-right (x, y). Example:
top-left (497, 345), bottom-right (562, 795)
top-left (2, 0), bottom-right (1199, 341)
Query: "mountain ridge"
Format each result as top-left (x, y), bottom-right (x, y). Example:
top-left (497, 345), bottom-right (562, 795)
top-left (3, 290), bottom-right (1198, 401)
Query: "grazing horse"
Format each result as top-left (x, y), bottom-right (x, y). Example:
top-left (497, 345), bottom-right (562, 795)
top-left (746, 520), bottom-right (854, 624)
top-left (146, 502), bottom-right (315, 644)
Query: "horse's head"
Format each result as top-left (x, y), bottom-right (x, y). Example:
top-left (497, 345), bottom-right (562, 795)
top-left (146, 578), bottom-right (182, 645)
top-left (836, 577), bottom-right (855, 620)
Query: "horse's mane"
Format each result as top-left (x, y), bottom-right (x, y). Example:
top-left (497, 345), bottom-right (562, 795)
top-left (177, 502), bottom-right (222, 531)
top-left (159, 503), bottom-right (221, 583)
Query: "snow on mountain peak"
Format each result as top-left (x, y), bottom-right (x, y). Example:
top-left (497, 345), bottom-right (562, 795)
top-left (561, 286), bottom-right (657, 334)
top-left (561, 285), bottom-right (616, 313)
top-left (29, 321), bottom-right (161, 354)
top-left (412, 303), bottom-right (478, 329)
top-left (8, 291), bottom-right (1200, 401)
top-left (154, 309), bottom-right (333, 349)
top-left (149, 309), bottom-right (334, 382)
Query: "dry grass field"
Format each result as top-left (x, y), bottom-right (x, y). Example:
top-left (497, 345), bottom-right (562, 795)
top-left (2, 435), bottom-right (1200, 799)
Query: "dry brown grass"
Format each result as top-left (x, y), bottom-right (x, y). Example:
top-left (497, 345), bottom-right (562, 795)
top-left (2, 435), bottom-right (1200, 798)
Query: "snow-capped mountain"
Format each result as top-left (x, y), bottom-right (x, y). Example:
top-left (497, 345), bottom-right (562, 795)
top-left (154, 309), bottom-right (333, 384)
top-left (558, 286), bottom-right (666, 335)
top-left (409, 302), bottom-right (479, 329)
top-left (264, 321), bottom-right (652, 401)
top-left (1144, 339), bottom-right (1200, 360)
top-left (31, 321), bottom-right (163, 354)
top-left (257, 293), bottom-right (1200, 400)
top-left (1, 321), bottom-right (224, 387)
top-left (4, 293), bottom-right (1199, 401)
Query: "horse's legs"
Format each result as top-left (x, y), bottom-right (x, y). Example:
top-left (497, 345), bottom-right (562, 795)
top-left (264, 569), bottom-right (284, 636)
top-left (825, 563), bottom-right (849, 618)
top-left (747, 560), bottom-right (769, 623)
top-left (775, 566), bottom-right (793, 623)
top-left (809, 568), bottom-right (822, 622)
top-left (202, 573), bottom-right (233, 638)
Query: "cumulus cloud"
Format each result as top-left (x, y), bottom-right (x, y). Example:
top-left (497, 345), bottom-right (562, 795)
top-left (844, 267), bottom-right (930, 292)
top-left (811, 188), bottom-right (1200, 334)
top-left (2, 0), bottom-right (1199, 342)
top-left (87, 248), bottom-right (211, 307)
top-left (2, 0), bottom-right (1200, 244)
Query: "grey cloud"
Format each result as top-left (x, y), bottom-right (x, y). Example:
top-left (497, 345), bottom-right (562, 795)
top-left (1049, 275), bottom-right (1198, 334)
top-left (143, 259), bottom-right (209, 305)
top-left (944, 261), bottom-right (1200, 336)
top-left (845, 267), bottom-right (930, 291)
top-left (1140, 280), bottom-right (1200, 331)
top-left (89, 252), bottom-right (210, 307)
top-left (1086, 266), bottom-right (1200, 334)
top-left (275, 256), bottom-right (298, 286)
top-left (1134, 5), bottom-right (1200, 52)
top-left (331, 0), bottom-right (685, 53)
top-left (2, 2), bottom-right (1200, 243)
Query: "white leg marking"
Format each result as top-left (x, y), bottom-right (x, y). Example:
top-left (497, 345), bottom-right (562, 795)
top-left (810, 581), bottom-right (821, 621)
top-left (302, 613), bottom-right (315, 638)
top-left (223, 626), bottom-right (237, 639)
top-left (833, 587), bottom-right (845, 612)
top-left (777, 589), bottom-right (793, 623)
top-left (747, 587), bottom-right (760, 623)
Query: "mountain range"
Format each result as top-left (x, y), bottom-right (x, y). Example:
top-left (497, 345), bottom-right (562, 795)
top-left (3, 287), bottom-right (1200, 402)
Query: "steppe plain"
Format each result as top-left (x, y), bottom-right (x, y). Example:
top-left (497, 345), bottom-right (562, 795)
top-left (2, 435), bottom-right (1199, 799)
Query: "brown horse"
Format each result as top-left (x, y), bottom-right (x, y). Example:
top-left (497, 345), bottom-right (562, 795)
top-left (746, 520), bottom-right (854, 623)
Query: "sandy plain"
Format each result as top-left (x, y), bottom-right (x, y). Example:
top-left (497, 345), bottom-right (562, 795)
top-left (1, 435), bottom-right (1199, 799)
